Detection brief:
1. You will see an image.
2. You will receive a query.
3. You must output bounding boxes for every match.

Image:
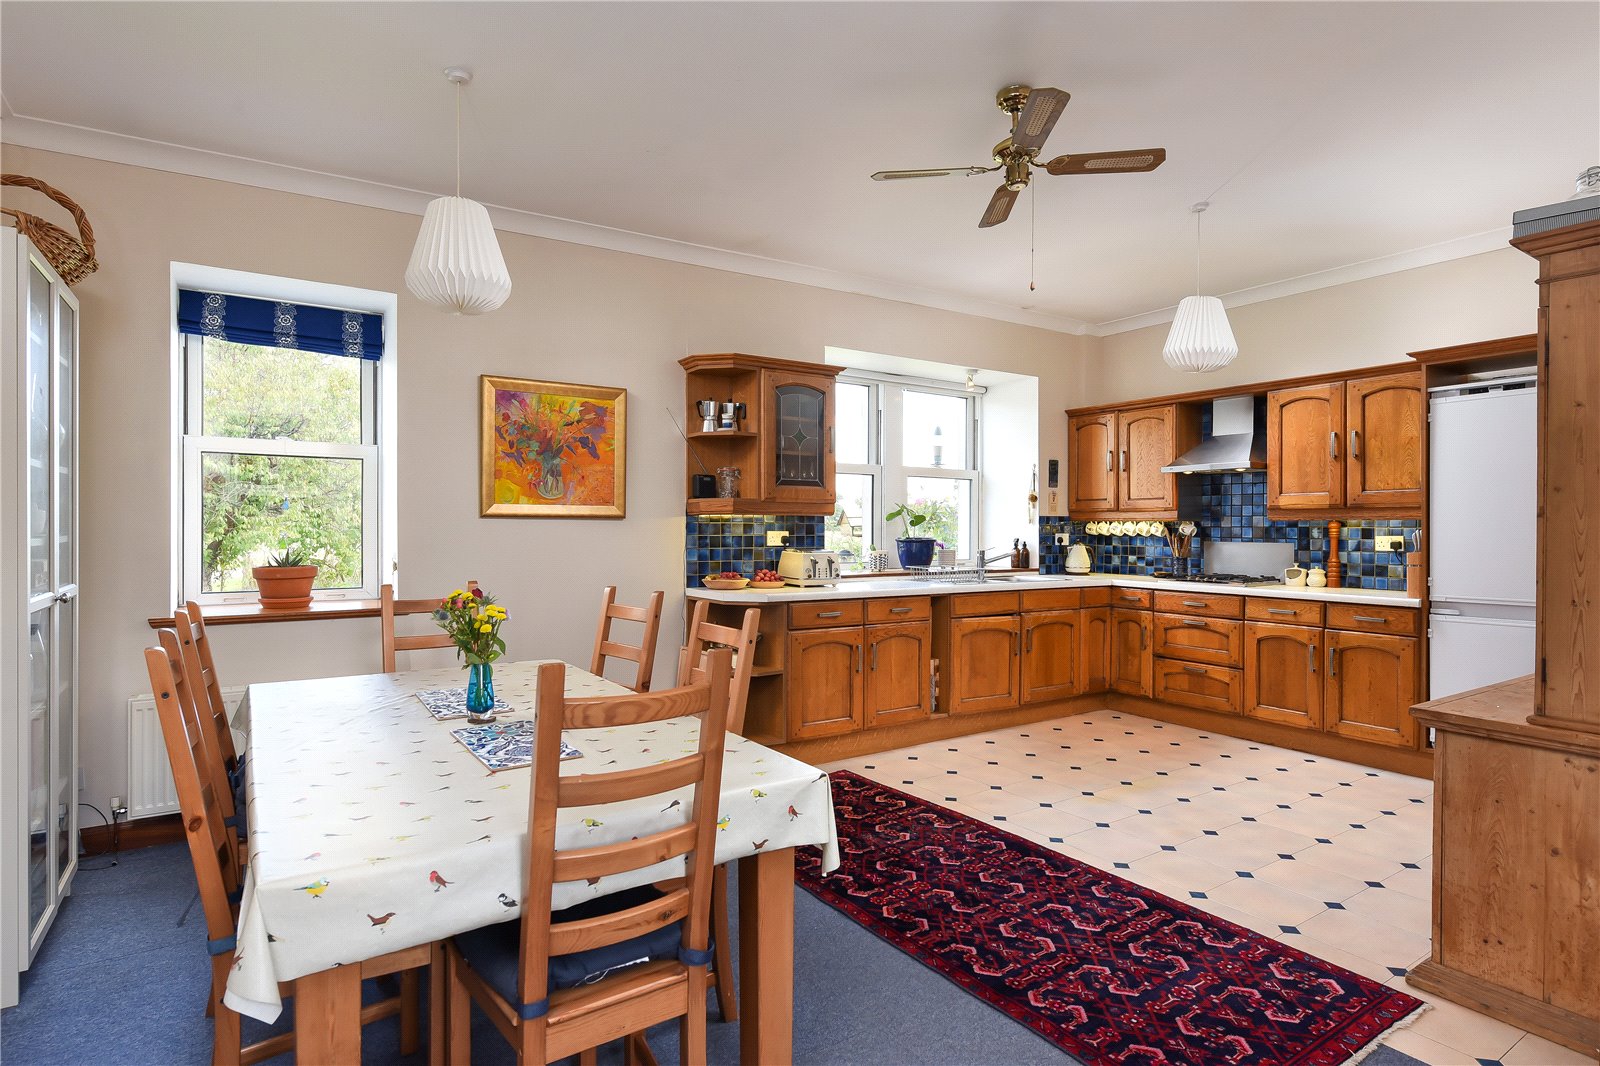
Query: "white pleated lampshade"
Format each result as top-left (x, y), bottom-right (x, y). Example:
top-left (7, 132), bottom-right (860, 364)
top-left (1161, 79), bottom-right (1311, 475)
top-left (1162, 295), bottom-right (1239, 373)
top-left (405, 196), bottom-right (512, 314)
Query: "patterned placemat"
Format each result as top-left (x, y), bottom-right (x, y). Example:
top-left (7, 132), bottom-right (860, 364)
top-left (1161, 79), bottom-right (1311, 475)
top-left (415, 688), bottom-right (511, 720)
top-left (450, 719), bottom-right (582, 772)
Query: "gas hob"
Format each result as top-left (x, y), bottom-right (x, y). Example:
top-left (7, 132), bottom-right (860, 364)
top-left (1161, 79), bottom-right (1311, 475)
top-left (1151, 571), bottom-right (1286, 588)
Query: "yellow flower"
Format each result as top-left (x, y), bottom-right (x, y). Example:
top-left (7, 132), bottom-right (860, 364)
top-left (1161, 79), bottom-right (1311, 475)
top-left (479, 623), bottom-right (492, 633)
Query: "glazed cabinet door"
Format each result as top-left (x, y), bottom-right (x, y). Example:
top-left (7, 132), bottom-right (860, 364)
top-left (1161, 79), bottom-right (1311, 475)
top-left (864, 622), bottom-right (932, 727)
top-left (1267, 383), bottom-right (1345, 510)
top-left (1323, 630), bottom-right (1419, 748)
top-left (1109, 609), bottom-right (1153, 697)
top-left (1067, 413), bottom-right (1117, 514)
top-left (1243, 622), bottom-right (1321, 729)
top-left (1345, 372), bottom-right (1423, 510)
top-left (1077, 606), bottom-right (1111, 694)
top-left (947, 615), bottom-right (1021, 714)
top-left (1022, 610), bottom-right (1079, 704)
top-left (1118, 406), bottom-right (1178, 512)
top-left (786, 627), bottom-right (864, 739)
top-left (760, 369), bottom-right (835, 506)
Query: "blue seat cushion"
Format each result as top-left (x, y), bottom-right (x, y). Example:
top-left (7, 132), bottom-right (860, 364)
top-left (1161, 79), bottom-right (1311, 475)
top-left (454, 885), bottom-right (697, 1008)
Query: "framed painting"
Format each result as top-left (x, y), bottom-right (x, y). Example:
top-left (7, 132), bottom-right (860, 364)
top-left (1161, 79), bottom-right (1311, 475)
top-left (480, 376), bottom-right (626, 518)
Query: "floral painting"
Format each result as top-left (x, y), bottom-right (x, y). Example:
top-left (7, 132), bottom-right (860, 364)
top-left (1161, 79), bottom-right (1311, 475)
top-left (480, 376), bottom-right (626, 517)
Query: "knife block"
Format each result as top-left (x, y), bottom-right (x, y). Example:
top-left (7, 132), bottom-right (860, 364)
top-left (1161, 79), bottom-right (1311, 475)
top-left (1406, 550), bottom-right (1425, 598)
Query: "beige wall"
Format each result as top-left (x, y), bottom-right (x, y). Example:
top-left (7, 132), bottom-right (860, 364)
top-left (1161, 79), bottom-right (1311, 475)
top-left (0, 144), bottom-right (1091, 810)
top-left (1088, 248), bottom-right (1537, 406)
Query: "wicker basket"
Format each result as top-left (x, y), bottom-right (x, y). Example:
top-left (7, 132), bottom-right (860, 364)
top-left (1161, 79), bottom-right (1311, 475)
top-left (1, 174), bottom-right (98, 284)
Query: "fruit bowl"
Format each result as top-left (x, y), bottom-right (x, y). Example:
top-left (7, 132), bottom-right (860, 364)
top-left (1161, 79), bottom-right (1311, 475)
top-left (702, 575), bottom-right (749, 590)
top-left (749, 579), bottom-right (787, 590)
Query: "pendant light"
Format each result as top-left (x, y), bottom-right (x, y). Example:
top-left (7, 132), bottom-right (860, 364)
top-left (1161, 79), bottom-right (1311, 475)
top-left (405, 67), bottom-right (512, 314)
top-left (1162, 201), bottom-right (1237, 373)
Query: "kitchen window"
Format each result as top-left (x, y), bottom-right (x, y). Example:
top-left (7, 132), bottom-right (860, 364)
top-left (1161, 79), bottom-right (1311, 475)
top-left (827, 373), bottom-right (982, 567)
top-left (175, 275), bottom-right (395, 605)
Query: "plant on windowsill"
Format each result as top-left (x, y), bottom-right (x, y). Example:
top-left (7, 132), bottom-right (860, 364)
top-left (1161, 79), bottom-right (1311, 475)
top-left (886, 501), bottom-right (937, 569)
top-left (251, 546), bottom-right (319, 611)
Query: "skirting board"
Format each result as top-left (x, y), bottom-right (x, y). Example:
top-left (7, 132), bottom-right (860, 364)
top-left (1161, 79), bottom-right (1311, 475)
top-left (80, 814), bottom-right (182, 856)
top-left (771, 695), bottom-right (1106, 765)
top-left (1406, 959), bottom-right (1600, 1058)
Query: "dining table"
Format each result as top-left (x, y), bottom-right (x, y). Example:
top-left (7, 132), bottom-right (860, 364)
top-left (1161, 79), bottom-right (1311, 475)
top-left (222, 658), bottom-right (841, 1064)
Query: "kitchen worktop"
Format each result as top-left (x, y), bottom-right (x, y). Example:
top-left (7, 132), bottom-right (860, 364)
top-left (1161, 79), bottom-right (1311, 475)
top-left (687, 572), bottom-right (1420, 608)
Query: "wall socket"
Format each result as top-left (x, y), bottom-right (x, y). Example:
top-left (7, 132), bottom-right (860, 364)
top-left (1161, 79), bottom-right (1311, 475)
top-left (1055, 533), bottom-right (1070, 545)
top-left (765, 530), bottom-right (790, 547)
top-left (1375, 535), bottom-right (1406, 552)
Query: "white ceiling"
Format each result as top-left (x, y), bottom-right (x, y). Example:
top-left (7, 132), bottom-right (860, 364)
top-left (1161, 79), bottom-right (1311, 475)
top-left (3, 2), bottom-right (1596, 333)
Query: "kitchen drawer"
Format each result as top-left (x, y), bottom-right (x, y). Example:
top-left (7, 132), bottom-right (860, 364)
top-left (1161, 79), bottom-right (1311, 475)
top-left (1022, 587), bottom-right (1083, 612)
top-left (949, 590), bottom-right (1022, 617)
top-left (1154, 659), bottom-right (1243, 715)
top-left (1109, 587), bottom-right (1153, 610)
top-left (1152, 613), bottom-right (1243, 668)
top-left (1325, 603), bottom-right (1420, 636)
top-left (1081, 586), bottom-right (1112, 608)
top-left (1246, 597), bottom-right (1325, 626)
top-left (866, 596), bottom-right (931, 624)
top-left (1153, 590), bottom-right (1243, 619)
top-left (789, 600), bottom-right (864, 630)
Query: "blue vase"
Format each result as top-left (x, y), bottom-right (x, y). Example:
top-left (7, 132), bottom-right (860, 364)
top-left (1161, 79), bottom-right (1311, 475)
top-left (466, 662), bottom-right (496, 719)
top-left (896, 537), bottom-right (937, 569)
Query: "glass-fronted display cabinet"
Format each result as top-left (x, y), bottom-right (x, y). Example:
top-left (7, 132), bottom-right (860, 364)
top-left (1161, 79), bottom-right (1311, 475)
top-left (761, 368), bottom-right (835, 506)
top-left (3, 229), bottom-right (79, 1008)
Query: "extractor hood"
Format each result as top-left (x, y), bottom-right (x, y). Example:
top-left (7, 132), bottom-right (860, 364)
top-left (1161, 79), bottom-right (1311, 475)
top-left (1161, 395), bottom-right (1266, 475)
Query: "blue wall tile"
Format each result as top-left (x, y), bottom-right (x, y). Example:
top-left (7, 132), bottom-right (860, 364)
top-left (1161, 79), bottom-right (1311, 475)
top-left (684, 514), bottom-right (824, 587)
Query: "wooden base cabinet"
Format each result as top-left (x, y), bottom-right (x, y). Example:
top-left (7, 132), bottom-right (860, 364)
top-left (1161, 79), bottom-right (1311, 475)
top-left (1324, 630), bottom-right (1419, 748)
top-left (1243, 622), bottom-right (1323, 729)
top-left (786, 628), bottom-right (863, 739)
top-left (1153, 659), bottom-right (1241, 715)
top-left (1022, 610), bottom-right (1080, 704)
top-left (1078, 606), bottom-right (1111, 694)
top-left (864, 621), bottom-right (932, 727)
top-left (1110, 609), bottom-right (1153, 698)
top-left (945, 615), bottom-right (1021, 714)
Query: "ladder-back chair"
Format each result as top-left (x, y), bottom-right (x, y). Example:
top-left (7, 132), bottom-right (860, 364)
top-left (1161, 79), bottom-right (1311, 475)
top-left (382, 583), bottom-right (462, 672)
top-left (589, 586), bottom-right (665, 692)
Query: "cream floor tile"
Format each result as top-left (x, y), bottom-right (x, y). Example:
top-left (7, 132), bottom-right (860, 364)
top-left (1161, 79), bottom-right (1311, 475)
top-left (1392, 981), bottom-right (1527, 1061)
top-left (1379, 1027), bottom-right (1482, 1065)
top-left (1340, 884), bottom-right (1432, 930)
top-left (1330, 822), bottom-right (1433, 864)
top-left (1252, 857), bottom-right (1372, 903)
top-left (1502, 1031), bottom-right (1600, 1065)
top-left (1297, 908), bottom-right (1431, 972)
top-left (1204, 877), bottom-right (1327, 927)
top-left (1379, 863), bottom-right (1433, 901)
top-left (1058, 825), bottom-right (1165, 865)
top-left (1210, 819), bottom-right (1324, 856)
top-left (1122, 849), bottom-right (1238, 893)
top-left (1279, 934), bottom-right (1398, 984)
top-left (1291, 840), bottom-right (1407, 883)
top-left (1003, 805), bottom-right (1098, 841)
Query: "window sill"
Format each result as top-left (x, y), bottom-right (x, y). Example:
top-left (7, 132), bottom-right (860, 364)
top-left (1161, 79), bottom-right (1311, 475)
top-left (147, 598), bottom-right (381, 630)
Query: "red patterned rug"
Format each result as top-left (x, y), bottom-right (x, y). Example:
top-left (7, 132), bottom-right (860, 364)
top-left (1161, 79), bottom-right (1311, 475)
top-left (797, 771), bottom-right (1423, 1066)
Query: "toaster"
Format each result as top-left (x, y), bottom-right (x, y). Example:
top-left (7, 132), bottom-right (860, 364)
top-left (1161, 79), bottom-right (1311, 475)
top-left (777, 549), bottom-right (842, 586)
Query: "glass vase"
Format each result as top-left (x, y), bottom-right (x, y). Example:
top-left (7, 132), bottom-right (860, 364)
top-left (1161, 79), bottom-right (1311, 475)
top-left (465, 662), bottom-right (496, 722)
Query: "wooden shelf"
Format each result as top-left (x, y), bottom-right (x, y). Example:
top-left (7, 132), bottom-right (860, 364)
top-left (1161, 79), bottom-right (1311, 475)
top-left (687, 429), bottom-right (757, 439)
top-left (686, 498), bottom-right (830, 517)
top-left (147, 598), bottom-right (381, 629)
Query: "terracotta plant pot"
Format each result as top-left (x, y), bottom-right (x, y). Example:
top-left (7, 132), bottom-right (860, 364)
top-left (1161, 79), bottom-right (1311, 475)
top-left (252, 565), bottom-right (319, 610)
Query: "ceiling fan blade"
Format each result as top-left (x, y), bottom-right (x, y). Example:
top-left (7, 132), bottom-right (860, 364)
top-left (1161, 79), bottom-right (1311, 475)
top-left (1043, 148), bottom-right (1168, 175)
top-left (871, 165), bottom-right (996, 181)
top-left (1011, 87), bottom-right (1070, 154)
top-left (978, 184), bottom-right (1018, 229)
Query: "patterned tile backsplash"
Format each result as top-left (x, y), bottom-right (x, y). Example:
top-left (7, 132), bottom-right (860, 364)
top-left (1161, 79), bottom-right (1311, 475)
top-left (1037, 472), bottom-right (1418, 590)
top-left (685, 515), bottom-right (824, 588)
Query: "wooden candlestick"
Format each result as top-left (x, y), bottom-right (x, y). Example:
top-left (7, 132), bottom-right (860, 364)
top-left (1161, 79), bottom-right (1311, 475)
top-left (1326, 520), bottom-right (1342, 588)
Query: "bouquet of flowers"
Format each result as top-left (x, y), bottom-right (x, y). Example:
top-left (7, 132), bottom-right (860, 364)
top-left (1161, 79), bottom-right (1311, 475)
top-left (433, 586), bottom-right (509, 665)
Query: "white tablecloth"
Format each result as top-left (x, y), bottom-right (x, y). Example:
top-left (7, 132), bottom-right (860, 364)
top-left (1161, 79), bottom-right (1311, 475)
top-left (223, 660), bottom-right (840, 1023)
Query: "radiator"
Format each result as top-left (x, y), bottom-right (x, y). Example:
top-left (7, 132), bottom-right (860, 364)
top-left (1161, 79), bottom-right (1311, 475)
top-left (127, 686), bottom-right (246, 820)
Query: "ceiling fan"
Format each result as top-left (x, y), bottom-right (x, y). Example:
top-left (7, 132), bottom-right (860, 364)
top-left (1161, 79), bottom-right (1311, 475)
top-left (871, 84), bottom-right (1167, 228)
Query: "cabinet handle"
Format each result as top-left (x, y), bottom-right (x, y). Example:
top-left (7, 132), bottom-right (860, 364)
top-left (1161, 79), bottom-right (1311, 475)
top-left (1106, 450), bottom-right (1114, 472)
top-left (1181, 600), bottom-right (1208, 608)
top-left (1349, 429), bottom-right (1360, 460)
top-left (889, 606), bottom-right (912, 614)
top-left (1267, 607), bottom-right (1296, 616)
top-left (817, 610), bottom-right (843, 619)
top-left (1328, 647), bottom-right (1338, 677)
top-left (1329, 431), bottom-right (1339, 460)
top-left (1308, 643), bottom-right (1317, 673)
top-left (1026, 627), bottom-right (1034, 653)
top-left (1121, 594), bottom-right (1142, 603)
top-left (1011, 631), bottom-right (1019, 658)
top-left (1121, 449), bottom-right (1129, 472)
top-left (871, 641), bottom-right (878, 671)
top-left (853, 643), bottom-right (861, 673)
top-left (1184, 665), bottom-right (1206, 675)
top-left (1140, 625), bottom-right (1148, 650)
top-left (1181, 618), bottom-right (1208, 627)
top-left (1352, 614), bottom-right (1389, 624)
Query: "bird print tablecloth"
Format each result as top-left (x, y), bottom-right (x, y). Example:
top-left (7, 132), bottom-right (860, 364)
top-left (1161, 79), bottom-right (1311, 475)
top-left (222, 659), bottom-right (840, 1024)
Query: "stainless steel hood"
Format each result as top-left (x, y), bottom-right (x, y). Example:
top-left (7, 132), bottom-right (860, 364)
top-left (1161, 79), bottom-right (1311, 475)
top-left (1161, 395), bottom-right (1266, 475)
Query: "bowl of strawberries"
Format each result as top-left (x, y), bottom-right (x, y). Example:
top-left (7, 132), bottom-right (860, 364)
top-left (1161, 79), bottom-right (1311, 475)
top-left (750, 568), bottom-right (786, 590)
top-left (702, 570), bottom-right (750, 590)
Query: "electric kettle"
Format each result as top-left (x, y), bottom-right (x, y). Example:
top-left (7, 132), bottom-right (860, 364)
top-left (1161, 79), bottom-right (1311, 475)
top-left (1064, 542), bottom-right (1092, 575)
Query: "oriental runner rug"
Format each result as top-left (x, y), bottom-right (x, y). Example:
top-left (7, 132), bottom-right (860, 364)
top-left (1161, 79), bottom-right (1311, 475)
top-left (796, 771), bottom-right (1424, 1066)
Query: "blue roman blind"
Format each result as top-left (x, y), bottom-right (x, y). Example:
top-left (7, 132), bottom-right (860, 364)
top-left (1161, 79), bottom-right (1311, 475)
top-left (178, 290), bottom-right (383, 361)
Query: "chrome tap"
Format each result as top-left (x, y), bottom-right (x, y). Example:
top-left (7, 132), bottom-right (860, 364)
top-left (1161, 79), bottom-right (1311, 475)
top-left (975, 547), bottom-right (1010, 569)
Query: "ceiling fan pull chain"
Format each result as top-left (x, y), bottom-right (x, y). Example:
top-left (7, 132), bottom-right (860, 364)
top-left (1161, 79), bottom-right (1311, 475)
top-left (1030, 183), bottom-right (1037, 292)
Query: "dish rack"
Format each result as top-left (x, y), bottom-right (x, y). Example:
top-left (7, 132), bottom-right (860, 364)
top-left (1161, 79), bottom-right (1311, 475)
top-left (905, 565), bottom-right (991, 585)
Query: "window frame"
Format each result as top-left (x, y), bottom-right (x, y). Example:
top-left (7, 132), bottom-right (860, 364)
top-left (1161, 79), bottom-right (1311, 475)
top-left (835, 372), bottom-right (983, 567)
top-left (170, 263), bottom-right (398, 607)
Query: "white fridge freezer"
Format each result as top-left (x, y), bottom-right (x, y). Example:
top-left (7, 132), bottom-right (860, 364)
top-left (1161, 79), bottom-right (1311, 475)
top-left (1427, 381), bottom-right (1538, 701)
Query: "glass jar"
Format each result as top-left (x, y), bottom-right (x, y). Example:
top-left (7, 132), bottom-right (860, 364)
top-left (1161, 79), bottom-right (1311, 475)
top-left (715, 467), bottom-right (741, 498)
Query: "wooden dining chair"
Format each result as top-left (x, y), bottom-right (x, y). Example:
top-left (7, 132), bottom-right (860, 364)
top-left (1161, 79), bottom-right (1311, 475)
top-left (381, 582), bottom-right (460, 672)
top-left (176, 603), bottom-right (242, 777)
top-left (675, 600), bottom-right (761, 1023)
top-left (444, 651), bottom-right (733, 1066)
top-left (589, 586), bottom-right (665, 692)
top-left (143, 640), bottom-right (444, 1066)
top-left (158, 628), bottom-right (245, 876)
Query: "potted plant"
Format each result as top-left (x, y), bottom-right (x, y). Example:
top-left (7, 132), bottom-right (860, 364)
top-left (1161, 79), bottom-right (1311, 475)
top-left (252, 546), bottom-right (319, 610)
top-left (886, 502), bottom-right (938, 569)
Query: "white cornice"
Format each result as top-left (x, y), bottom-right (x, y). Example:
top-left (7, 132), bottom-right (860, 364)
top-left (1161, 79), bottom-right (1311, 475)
top-left (1089, 227), bottom-right (1515, 337)
top-left (3, 111), bottom-right (1514, 341)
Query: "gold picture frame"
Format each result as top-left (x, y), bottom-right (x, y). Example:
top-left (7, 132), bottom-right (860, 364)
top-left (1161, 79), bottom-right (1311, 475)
top-left (479, 375), bottom-right (626, 518)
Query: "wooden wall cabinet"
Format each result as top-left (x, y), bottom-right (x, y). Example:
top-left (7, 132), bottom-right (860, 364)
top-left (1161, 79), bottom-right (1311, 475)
top-left (1067, 405), bottom-right (1199, 517)
top-left (945, 615), bottom-right (1021, 714)
top-left (1267, 373), bottom-right (1422, 513)
top-left (786, 627), bottom-right (864, 739)
top-left (1323, 630), bottom-right (1419, 748)
top-left (1243, 622), bottom-right (1322, 729)
top-left (864, 621), bottom-right (932, 727)
top-left (1109, 608), bottom-right (1153, 697)
top-left (1022, 610), bottom-right (1080, 704)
